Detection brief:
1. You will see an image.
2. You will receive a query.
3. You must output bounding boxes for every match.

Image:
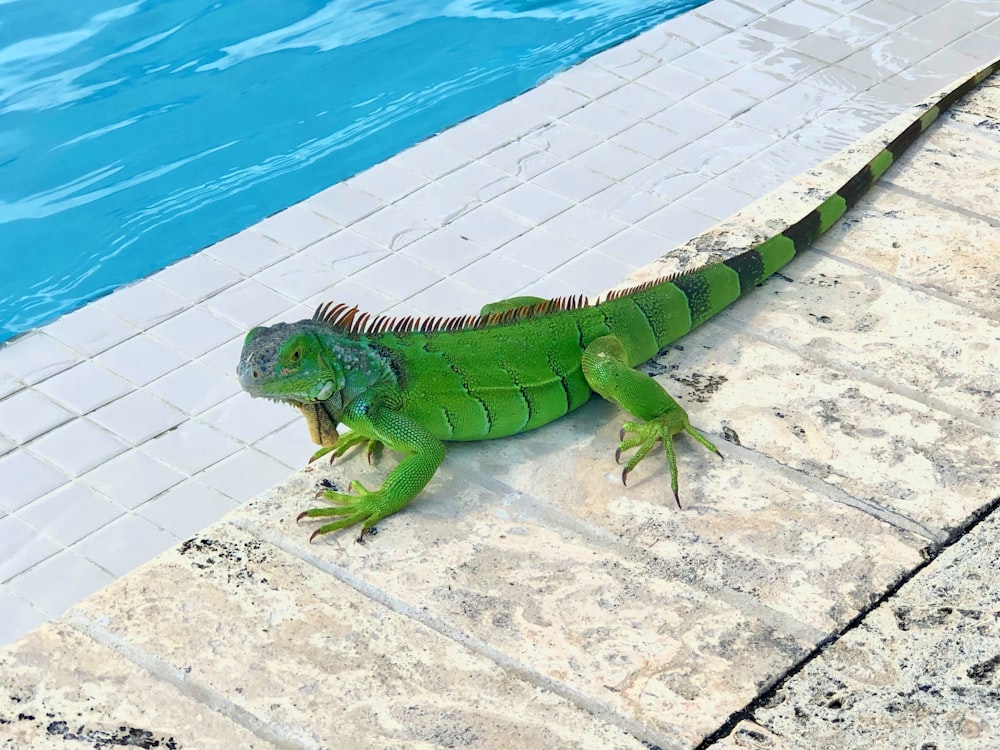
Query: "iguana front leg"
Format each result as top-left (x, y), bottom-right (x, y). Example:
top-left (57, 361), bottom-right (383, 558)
top-left (297, 401), bottom-right (383, 464)
top-left (581, 335), bottom-right (721, 506)
top-left (298, 388), bottom-right (444, 543)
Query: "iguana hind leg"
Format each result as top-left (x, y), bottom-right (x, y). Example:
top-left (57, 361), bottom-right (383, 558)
top-left (581, 335), bottom-right (721, 506)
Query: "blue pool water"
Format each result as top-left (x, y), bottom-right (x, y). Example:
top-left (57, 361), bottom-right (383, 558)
top-left (0, 0), bottom-right (706, 342)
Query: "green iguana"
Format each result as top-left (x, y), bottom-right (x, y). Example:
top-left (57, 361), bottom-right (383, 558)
top-left (238, 57), bottom-right (999, 542)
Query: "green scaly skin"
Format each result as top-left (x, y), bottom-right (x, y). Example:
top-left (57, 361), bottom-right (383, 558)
top-left (237, 57), bottom-right (1000, 543)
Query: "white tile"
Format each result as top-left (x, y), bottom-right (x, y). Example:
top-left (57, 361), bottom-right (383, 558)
top-left (754, 47), bottom-right (830, 82)
top-left (769, 0), bottom-right (841, 28)
top-left (532, 162), bottom-right (614, 202)
top-left (0, 452), bottom-right (67, 512)
top-left (0, 389), bottom-right (73, 444)
top-left (686, 82), bottom-right (759, 118)
top-left (604, 82), bottom-right (679, 120)
top-left (195, 448), bottom-right (293, 501)
top-left (676, 182), bottom-right (754, 221)
top-left (143, 421), bottom-right (240, 474)
top-left (453, 254), bottom-right (542, 299)
top-left (41, 304), bottom-right (138, 357)
top-left (550, 252), bottom-right (636, 298)
top-left (152, 252), bottom-right (240, 303)
top-left (513, 81), bottom-right (589, 118)
top-left (591, 44), bottom-right (662, 81)
top-left (148, 305), bottom-right (241, 359)
top-left (204, 230), bottom-right (291, 274)
top-left (483, 140), bottom-right (561, 180)
top-left (649, 100), bottom-right (727, 139)
top-left (803, 64), bottom-right (879, 98)
top-left (28, 419), bottom-right (128, 477)
top-left (490, 183), bottom-right (574, 225)
top-left (663, 122), bottom-right (775, 177)
top-left (611, 121), bottom-right (687, 160)
top-left (394, 182), bottom-right (477, 227)
top-left (34, 361), bottom-right (132, 415)
top-left (671, 47), bottom-right (745, 80)
top-left (0, 591), bottom-right (46, 647)
top-left (474, 97), bottom-right (555, 138)
top-left (594, 227), bottom-right (672, 269)
top-left (562, 100), bottom-right (638, 138)
top-left (201, 392), bottom-right (299, 444)
top-left (75, 514), bottom-right (178, 577)
top-left (391, 139), bottom-right (472, 180)
top-left (401, 230), bottom-right (490, 275)
top-left (348, 161), bottom-right (427, 203)
top-left (720, 65), bottom-right (794, 100)
top-left (445, 204), bottom-right (530, 251)
top-left (436, 118), bottom-right (511, 158)
top-left (138, 481), bottom-right (237, 539)
top-left (791, 32), bottom-right (858, 65)
top-left (0, 514), bottom-right (59, 583)
top-left (694, 0), bottom-right (763, 29)
top-left (146, 361), bottom-right (241, 415)
top-left (0, 375), bottom-right (21, 400)
top-left (746, 16), bottom-right (812, 44)
top-left (703, 32), bottom-right (777, 65)
top-left (19, 483), bottom-right (123, 546)
top-left (556, 64), bottom-right (627, 98)
top-left (205, 280), bottom-right (295, 329)
top-left (638, 203), bottom-right (718, 245)
top-left (255, 205), bottom-right (339, 250)
top-left (573, 141), bottom-right (652, 181)
top-left (199, 334), bottom-right (247, 377)
top-left (660, 12), bottom-right (731, 45)
top-left (521, 121), bottom-right (603, 160)
top-left (306, 182), bottom-right (385, 225)
top-left (497, 228), bottom-right (585, 274)
top-left (253, 420), bottom-right (312, 468)
top-left (0, 435), bottom-right (14, 457)
top-left (440, 160), bottom-right (518, 201)
top-left (737, 98), bottom-right (809, 137)
top-left (94, 334), bottom-right (187, 387)
top-left (302, 278), bottom-right (395, 318)
top-left (583, 183), bottom-right (664, 225)
top-left (353, 254), bottom-right (444, 302)
top-left (80, 449), bottom-right (184, 510)
top-left (542, 205), bottom-right (627, 248)
top-left (627, 164), bottom-right (707, 202)
top-left (90, 390), bottom-right (186, 445)
top-left (253, 252), bottom-right (345, 301)
top-left (629, 30), bottom-right (697, 63)
top-left (406, 278), bottom-right (494, 320)
top-left (96, 280), bottom-right (188, 329)
top-left (8, 548), bottom-right (114, 617)
top-left (350, 205), bottom-right (433, 250)
top-left (0, 333), bottom-right (81, 385)
top-left (304, 229), bottom-right (389, 274)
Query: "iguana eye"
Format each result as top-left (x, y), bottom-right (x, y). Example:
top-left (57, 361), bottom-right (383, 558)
top-left (291, 348), bottom-right (302, 362)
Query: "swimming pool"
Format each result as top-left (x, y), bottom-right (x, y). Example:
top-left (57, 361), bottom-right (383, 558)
top-left (0, 0), bottom-right (708, 342)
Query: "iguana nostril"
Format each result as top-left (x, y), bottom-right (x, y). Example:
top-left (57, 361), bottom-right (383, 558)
top-left (253, 369), bottom-right (260, 378)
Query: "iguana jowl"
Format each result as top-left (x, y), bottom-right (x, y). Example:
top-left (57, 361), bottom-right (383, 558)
top-left (238, 57), bottom-right (1000, 542)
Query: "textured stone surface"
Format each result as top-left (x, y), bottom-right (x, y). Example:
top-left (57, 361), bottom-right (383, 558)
top-left (235, 470), bottom-right (812, 747)
top-left (729, 507), bottom-right (1000, 749)
top-left (70, 523), bottom-right (654, 750)
top-left (0, 621), bottom-right (277, 750)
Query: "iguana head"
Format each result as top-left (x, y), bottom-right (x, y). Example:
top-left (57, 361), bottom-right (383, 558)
top-left (237, 322), bottom-right (346, 405)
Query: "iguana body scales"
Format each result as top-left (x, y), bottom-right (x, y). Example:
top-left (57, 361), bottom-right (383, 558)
top-left (238, 56), bottom-right (1000, 542)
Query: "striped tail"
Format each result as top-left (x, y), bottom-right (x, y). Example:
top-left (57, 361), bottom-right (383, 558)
top-left (720, 53), bottom-right (1000, 300)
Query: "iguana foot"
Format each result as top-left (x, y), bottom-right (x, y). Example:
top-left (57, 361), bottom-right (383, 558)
top-left (298, 480), bottom-right (390, 543)
top-left (614, 416), bottom-right (722, 508)
top-left (308, 430), bottom-right (383, 465)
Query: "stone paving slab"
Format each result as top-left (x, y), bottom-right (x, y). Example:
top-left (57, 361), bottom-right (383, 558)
top-left (63, 523), bottom-right (651, 750)
top-left (714, 505), bottom-right (1000, 749)
top-left (236, 471), bottom-right (811, 748)
top-left (0, 621), bottom-right (277, 750)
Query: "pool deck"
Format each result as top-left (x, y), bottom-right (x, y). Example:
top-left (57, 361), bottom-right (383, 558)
top-left (3, 0), bottom-right (1000, 747)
